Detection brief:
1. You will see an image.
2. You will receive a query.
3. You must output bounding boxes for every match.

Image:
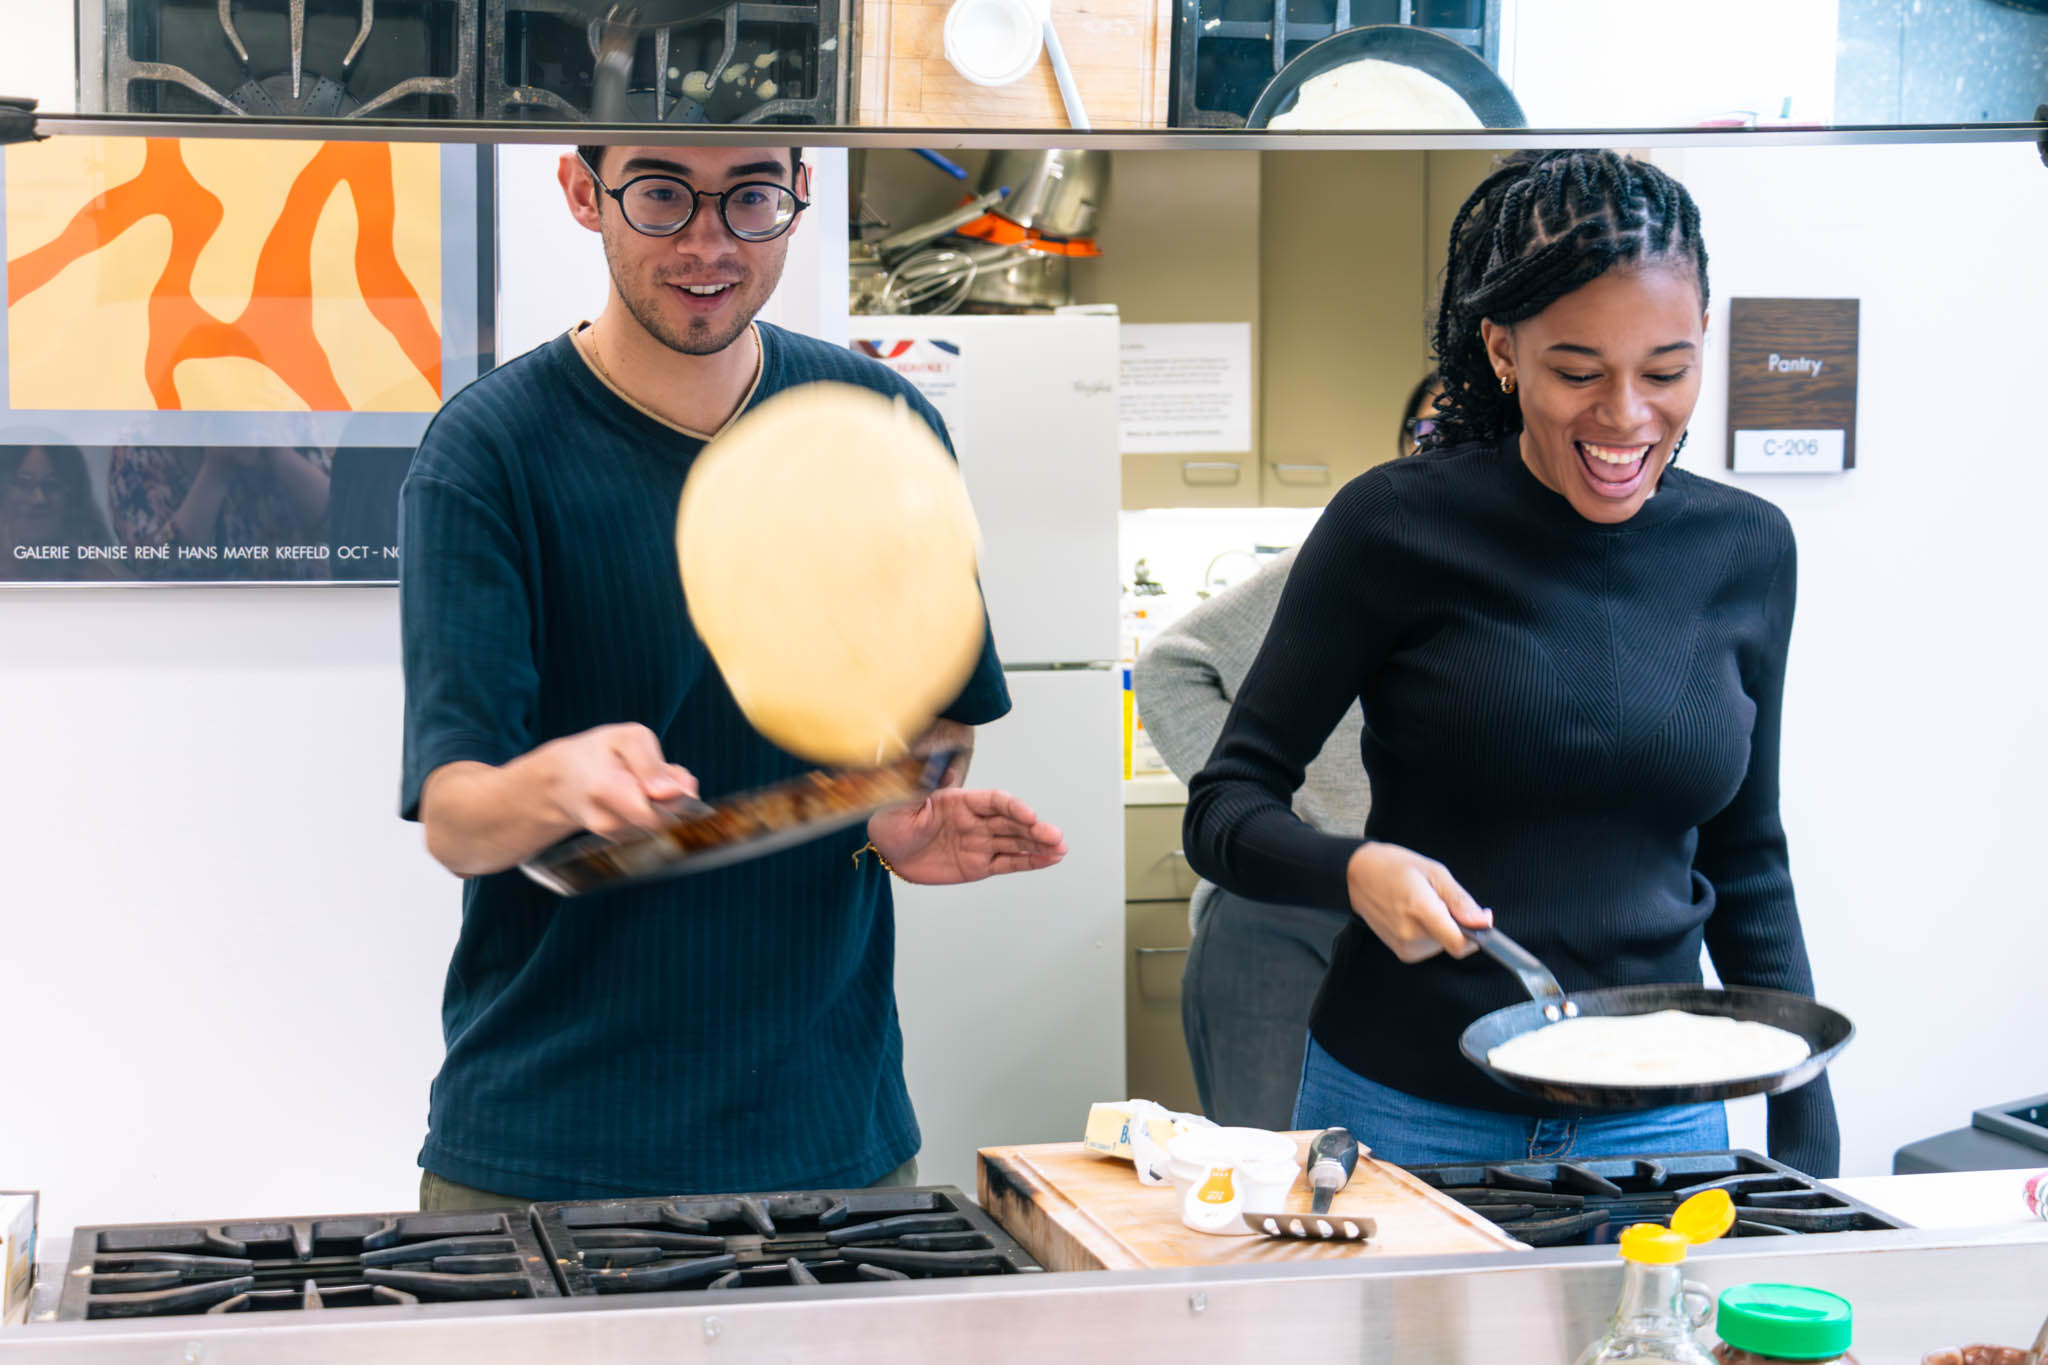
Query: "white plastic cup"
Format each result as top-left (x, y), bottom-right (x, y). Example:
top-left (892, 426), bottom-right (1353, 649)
top-left (942, 0), bottom-right (1047, 87)
top-left (1164, 1127), bottom-right (1301, 1236)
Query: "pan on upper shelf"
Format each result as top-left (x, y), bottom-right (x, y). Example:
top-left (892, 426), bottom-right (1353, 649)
top-left (1245, 24), bottom-right (1527, 130)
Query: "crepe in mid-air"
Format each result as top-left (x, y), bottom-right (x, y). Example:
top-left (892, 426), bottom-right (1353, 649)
top-left (678, 382), bottom-right (987, 768)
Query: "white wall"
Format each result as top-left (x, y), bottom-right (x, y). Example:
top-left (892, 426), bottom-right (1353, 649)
top-left (1669, 140), bottom-right (2048, 1174)
top-left (1504, 0), bottom-right (1839, 126)
top-left (0, 0), bottom-right (76, 115)
top-left (0, 588), bottom-right (452, 1237)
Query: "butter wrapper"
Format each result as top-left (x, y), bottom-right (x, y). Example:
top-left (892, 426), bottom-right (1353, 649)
top-left (1, 1192), bottom-right (35, 1327)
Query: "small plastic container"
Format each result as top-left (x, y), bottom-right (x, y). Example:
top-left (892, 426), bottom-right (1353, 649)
top-left (1163, 1127), bottom-right (1299, 1236)
top-left (942, 0), bottom-right (1047, 86)
top-left (1711, 1284), bottom-right (1858, 1364)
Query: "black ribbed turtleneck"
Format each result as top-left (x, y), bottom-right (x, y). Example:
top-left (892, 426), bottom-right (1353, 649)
top-left (1182, 435), bottom-right (1839, 1176)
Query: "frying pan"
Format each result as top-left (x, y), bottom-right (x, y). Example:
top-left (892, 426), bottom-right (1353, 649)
top-left (1458, 927), bottom-right (1854, 1110)
top-left (1245, 25), bottom-right (1526, 130)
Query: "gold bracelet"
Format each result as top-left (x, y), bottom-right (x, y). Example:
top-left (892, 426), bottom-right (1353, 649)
top-left (853, 840), bottom-right (900, 877)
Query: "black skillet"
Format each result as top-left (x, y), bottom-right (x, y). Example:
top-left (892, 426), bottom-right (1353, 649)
top-left (1458, 927), bottom-right (1854, 1110)
top-left (1245, 25), bottom-right (1527, 130)
top-left (519, 748), bottom-right (961, 898)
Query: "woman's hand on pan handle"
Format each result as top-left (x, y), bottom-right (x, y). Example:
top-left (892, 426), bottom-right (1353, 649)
top-left (1345, 842), bottom-right (1493, 963)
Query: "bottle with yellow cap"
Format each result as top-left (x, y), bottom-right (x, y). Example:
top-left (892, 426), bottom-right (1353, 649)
top-left (1572, 1189), bottom-right (1738, 1365)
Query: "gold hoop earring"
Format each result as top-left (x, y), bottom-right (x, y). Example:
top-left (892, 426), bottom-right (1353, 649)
top-left (1499, 374), bottom-right (1516, 395)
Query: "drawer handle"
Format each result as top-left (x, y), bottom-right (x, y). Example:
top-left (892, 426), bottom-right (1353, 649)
top-left (1180, 460), bottom-right (1241, 487)
top-left (1135, 946), bottom-right (1190, 958)
top-left (1159, 848), bottom-right (1197, 893)
top-left (1271, 462), bottom-right (1331, 485)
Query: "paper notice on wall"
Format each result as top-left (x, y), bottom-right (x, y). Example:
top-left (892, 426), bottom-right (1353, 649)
top-left (1118, 323), bottom-right (1252, 454)
top-left (851, 337), bottom-right (964, 436)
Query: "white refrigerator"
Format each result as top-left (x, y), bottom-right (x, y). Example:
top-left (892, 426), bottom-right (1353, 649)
top-left (853, 313), bottom-right (1127, 1193)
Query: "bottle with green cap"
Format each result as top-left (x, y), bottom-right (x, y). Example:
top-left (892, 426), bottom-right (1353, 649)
top-left (1573, 1190), bottom-right (1736, 1365)
top-left (1711, 1284), bottom-right (1858, 1363)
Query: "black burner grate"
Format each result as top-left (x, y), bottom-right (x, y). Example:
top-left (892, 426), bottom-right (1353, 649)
top-left (485, 0), bottom-right (843, 124)
top-left (89, 0), bottom-right (478, 118)
top-left (533, 1185), bottom-right (1040, 1294)
top-left (1404, 1150), bottom-right (1908, 1249)
top-left (57, 1210), bottom-right (559, 1320)
top-left (1171, 0), bottom-right (1498, 127)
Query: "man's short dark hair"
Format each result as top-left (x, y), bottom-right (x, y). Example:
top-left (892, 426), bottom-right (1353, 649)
top-left (575, 145), bottom-right (803, 182)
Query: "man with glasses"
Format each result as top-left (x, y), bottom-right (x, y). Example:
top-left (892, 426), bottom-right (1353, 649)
top-left (397, 145), bottom-right (1066, 1210)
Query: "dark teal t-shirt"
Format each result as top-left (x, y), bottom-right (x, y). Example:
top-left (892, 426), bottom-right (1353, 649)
top-left (398, 323), bottom-right (1010, 1198)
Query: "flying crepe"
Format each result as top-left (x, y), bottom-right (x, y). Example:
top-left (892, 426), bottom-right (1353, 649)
top-left (677, 382), bottom-right (988, 767)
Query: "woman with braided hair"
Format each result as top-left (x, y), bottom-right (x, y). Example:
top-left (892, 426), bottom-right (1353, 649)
top-left (1183, 150), bottom-right (1840, 1175)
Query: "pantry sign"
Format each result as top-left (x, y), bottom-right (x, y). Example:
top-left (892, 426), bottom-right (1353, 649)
top-left (1726, 297), bottom-right (1859, 474)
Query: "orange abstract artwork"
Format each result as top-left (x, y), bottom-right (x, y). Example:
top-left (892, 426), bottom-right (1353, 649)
top-left (4, 137), bottom-right (443, 412)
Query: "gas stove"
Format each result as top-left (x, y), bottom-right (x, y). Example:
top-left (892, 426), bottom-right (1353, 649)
top-left (83, 0), bottom-right (478, 118)
top-left (56, 1209), bottom-right (558, 1320)
top-left (77, 0), bottom-right (840, 124)
top-left (533, 1186), bottom-right (1041, 1293)
top-left (53, 1187), bottom-right (1037, 1321)
top-left (1404, 1150), bottom-right (1908, 1248)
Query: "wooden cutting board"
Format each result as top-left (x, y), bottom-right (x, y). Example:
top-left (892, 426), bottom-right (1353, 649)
top-left (978, 1134), bottom-right (1526, 1270)
top-left (854, 0), bottom-right (1173, 128)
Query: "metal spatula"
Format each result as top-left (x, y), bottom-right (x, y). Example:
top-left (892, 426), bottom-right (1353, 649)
top-left (1243, 1208), bottom-right (1376, 1241)
top-left (1244, 1129), bottom-right (1373, 1241)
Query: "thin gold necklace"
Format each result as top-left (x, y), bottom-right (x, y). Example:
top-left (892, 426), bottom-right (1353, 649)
top-left (584, 323), bottom-right (760, 434)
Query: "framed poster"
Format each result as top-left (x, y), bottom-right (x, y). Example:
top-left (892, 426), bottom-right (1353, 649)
top-left (0, 136), bottom-right (493, 585)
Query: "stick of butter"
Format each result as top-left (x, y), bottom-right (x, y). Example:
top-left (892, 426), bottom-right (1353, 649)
top-left (1084, 1101), bottom-right (1181, 1161)
top-left (1085, 1099), bottom-right (1216, 1186)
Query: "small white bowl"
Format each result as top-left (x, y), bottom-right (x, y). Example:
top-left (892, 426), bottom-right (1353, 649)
top-left (1165, 1127), bottom-right (1300, 1234)
top-left (942, 0), bottom-right (1046, 87)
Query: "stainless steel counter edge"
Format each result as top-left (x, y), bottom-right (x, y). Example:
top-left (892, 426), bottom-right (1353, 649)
top-left (27, 113), bottom-right (2048, 151)
top-left (6, 1226), bottom-right (2045, 1363)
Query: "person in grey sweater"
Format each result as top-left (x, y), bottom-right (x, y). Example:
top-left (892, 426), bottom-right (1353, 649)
top-left (1133, 546), bottom-right (1371, 1128)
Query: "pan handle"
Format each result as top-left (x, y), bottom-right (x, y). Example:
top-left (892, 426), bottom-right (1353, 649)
top-left (1467, 926), bottom-right (1578, 1022)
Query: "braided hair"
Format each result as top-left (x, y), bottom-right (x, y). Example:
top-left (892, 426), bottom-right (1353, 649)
top-left (1425, 151), bottom-right (1708, 452)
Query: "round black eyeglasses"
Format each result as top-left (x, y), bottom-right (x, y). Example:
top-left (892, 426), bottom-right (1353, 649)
top-left (580, 153), bottom-right (809, 242)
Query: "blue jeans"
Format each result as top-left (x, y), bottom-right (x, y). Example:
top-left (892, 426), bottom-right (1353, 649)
top-left (1292, 1036), bottom-right (1729, 1165)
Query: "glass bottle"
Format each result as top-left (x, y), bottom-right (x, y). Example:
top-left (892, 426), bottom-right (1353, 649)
top-left (1573, 1224), bottom-right (1720, 1365)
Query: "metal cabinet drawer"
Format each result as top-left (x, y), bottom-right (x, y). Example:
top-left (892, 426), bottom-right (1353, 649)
top-left (1125, 898), bottom-right (1200, 1115)
top-left (1122, 452), bottom-right (1256, 509)
top-left (1124, 802), bottom-right (1198, 902)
